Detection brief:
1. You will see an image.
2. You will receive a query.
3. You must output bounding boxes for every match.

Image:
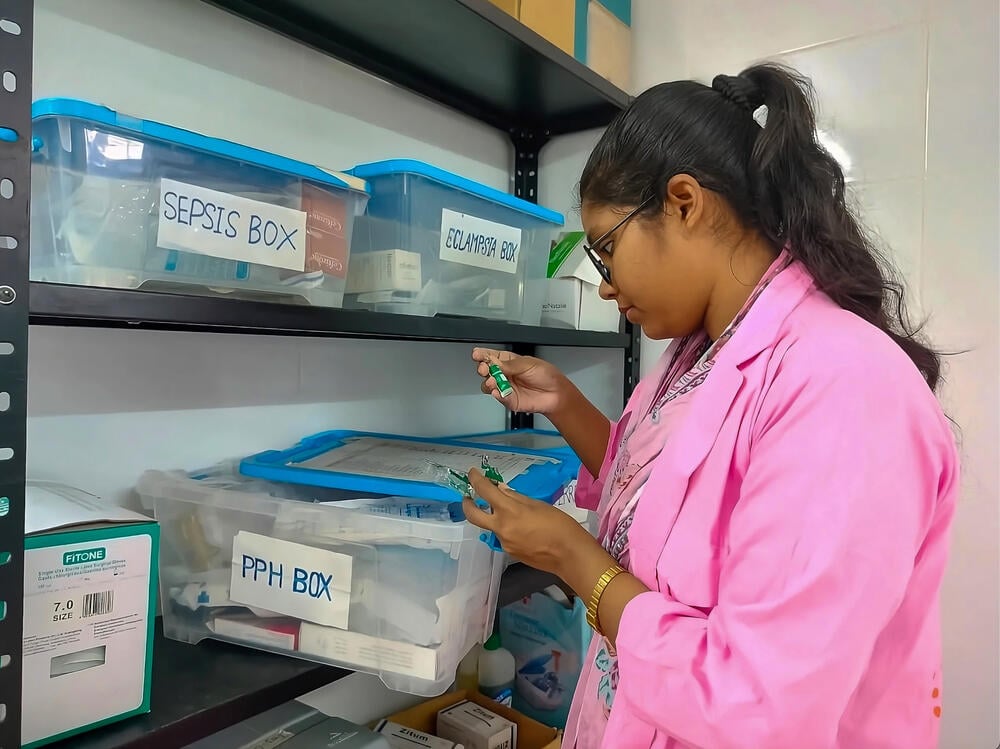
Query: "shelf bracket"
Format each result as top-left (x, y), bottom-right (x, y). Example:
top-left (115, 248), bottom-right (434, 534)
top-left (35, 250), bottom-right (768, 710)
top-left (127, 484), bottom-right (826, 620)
top-left (624, 322), bottom-right (641, 403)
top-left (507, 343), bottom-right (536, 431)
top-left (508, 129), bottom-right (548, 431)
top-left (510, 129), bottom-right (549, 205)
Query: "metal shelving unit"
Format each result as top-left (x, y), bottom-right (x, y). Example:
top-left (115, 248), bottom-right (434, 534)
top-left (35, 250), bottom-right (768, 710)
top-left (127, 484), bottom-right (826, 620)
top-left (4, 0), bottom-right (637, 744)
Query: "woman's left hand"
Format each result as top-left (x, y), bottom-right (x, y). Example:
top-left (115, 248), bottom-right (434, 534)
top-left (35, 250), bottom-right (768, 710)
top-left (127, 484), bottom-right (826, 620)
top-left (465, 469), bottom-right (647, 644)
top-left (463, 468), bottom-right (602, 578)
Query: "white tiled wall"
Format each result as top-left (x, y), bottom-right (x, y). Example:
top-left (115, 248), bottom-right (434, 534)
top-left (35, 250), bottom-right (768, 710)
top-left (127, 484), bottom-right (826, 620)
top-left (631, 1), bottom-right (1000, 745)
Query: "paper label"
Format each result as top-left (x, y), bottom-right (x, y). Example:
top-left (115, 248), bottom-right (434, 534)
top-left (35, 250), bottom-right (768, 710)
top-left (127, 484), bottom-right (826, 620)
top-left (439, 209), bottom-right (521, 275)
top-left (230, 532), bottom-right (353, 629)
top-left (22, 532), bottom-right (152, 745)
top-left (157, 178), bottom-right (308, 272)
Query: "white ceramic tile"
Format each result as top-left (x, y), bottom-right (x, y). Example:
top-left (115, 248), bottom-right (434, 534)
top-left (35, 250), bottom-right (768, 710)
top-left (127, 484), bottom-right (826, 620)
top-left (631, 0), bottom-right (690, 88)
top-left (926, 0), bottom-right (1000, 177)
top-left (778, 25), bottom-right (928, 183)
top-left (939, 486), bottom-right (1000, 748)
top-left (922, 172), bottom-right (1000, 749)
top-left (849, 179), bottom-right (924, 309)
top-left (921, 171), bottom-right (999, 345)
top-left (682, 0), bottom-right (926, 80)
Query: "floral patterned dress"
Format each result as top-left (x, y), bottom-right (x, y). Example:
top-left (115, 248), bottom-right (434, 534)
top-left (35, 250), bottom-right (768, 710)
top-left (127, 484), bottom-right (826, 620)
top-left (564, 254), bottom-right (791, 749)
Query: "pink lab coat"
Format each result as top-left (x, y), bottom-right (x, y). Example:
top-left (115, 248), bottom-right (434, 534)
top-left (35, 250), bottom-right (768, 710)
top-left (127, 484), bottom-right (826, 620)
top-left (571, 261), bottom-right (958, 749)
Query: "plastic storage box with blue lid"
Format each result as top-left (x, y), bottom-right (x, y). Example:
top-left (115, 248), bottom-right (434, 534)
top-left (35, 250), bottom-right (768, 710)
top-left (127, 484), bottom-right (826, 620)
top-left (137, 463), bottom-right (504, 697)
top-left (345, 159), bottom-right (563, 323)
top-left (239, 430), bottom-right (579, 549)
top-left (29, 98), bottom-right (369, 307)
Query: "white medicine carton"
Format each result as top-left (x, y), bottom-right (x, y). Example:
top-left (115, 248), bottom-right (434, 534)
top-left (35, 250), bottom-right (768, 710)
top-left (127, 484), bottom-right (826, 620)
top-left (346, 248), bottom-right (423, 294)
top-left (436, 701), bottom-right (516, 749)
top-left (541, 232), bottom-right (621, 332)
top-left (22, 481), bottom-right (158, 748)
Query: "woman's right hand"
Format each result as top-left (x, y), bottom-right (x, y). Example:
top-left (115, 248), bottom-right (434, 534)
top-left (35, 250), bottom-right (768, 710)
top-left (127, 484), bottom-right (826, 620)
top-left (472, 348), bottom-right (569, 415)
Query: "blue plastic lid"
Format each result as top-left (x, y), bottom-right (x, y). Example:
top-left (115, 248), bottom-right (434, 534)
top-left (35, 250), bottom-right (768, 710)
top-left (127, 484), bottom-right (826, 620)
top-left (31, 98), bottom-right (369, 196)
top-left (239, 430), bottom-right (578, 550)
top-left (350, 159), bottom-right (564, 226)
top-left (240, 429), bottom-right (576, 502)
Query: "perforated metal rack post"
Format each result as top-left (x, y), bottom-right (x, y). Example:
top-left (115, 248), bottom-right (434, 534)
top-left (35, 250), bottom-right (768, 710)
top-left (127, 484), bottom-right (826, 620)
top-left (509, 126), bottom-right (641, 427)
top-left (508, 131), bottom-right (545, 431)
top-left (0, 1), bottom-right (31, 746)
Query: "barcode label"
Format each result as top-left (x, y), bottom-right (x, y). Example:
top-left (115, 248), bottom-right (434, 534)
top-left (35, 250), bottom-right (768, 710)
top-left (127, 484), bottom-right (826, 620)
top-left (82, 591), bottom-right (114, 618)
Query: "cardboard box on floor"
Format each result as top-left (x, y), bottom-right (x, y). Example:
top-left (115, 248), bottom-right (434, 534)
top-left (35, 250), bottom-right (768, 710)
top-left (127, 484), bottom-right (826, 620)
top-left (385, 691), bottom-right (561, 749)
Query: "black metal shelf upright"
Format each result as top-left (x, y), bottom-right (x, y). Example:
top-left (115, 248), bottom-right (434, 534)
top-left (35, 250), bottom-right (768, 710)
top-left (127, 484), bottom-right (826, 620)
top-left (0, 1), bottom-right (29, 747)
top-left (4, 0), bottom-right (639, 745)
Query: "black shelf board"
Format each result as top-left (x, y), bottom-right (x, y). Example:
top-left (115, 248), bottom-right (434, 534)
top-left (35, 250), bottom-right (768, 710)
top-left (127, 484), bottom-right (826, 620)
top-left (49, 619), bottom-right (346, 749)
top-left (203, 0), bottom-right (631, 134)
top-left (29, 282), bottom-right (630, 348)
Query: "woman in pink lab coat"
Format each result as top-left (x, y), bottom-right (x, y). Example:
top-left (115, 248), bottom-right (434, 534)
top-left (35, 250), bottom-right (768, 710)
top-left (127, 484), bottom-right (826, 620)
top-left (463, 64), bottom-right (957, 749)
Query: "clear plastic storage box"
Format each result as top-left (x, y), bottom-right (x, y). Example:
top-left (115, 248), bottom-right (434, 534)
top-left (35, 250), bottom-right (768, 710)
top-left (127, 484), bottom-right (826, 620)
top-left (30, 99), bottom-right (369, 307)
top-left (137, 464), bottom-right (503, 696)
top-left (345, 160), bottom-right (563, 323)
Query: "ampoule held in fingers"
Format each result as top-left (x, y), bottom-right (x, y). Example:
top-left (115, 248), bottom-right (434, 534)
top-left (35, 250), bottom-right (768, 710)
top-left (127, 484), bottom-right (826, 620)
top-left (488, 359), bottom-right (514, 399)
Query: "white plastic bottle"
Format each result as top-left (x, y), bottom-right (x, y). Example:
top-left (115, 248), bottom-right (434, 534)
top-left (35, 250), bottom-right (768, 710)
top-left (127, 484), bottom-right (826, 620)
top-left (478, 633), bottom-right (515, 706)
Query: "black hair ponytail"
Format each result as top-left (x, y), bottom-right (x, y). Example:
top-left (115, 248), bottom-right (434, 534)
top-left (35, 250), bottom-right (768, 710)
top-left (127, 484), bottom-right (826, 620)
top-left (580, 63), bottom-right (941, 390)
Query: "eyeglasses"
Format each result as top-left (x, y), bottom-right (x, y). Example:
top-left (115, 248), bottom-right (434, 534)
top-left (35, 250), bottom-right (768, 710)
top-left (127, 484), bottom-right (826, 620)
top-left (583, 195), bottom-right (655, 285)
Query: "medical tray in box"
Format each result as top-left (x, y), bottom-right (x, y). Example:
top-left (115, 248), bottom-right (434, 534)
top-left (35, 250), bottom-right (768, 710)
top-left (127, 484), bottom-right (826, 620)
top-left (239, 431), bottom-right (579, 550)
top-left (345, 159), bottom-right (563, 323)
top-left (137, 464), bottom-right (504, 697)
top-left (448, 429), bottom-right (591, 529)
top-left (29, 98), bottom-right (369, 307)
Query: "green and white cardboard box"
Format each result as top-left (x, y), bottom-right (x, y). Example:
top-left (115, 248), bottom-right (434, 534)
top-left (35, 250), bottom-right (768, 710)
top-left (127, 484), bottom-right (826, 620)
top-left (541, 231), bottom-right (621, 332)
top-left (23, 481), bottom-right (158, 748)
